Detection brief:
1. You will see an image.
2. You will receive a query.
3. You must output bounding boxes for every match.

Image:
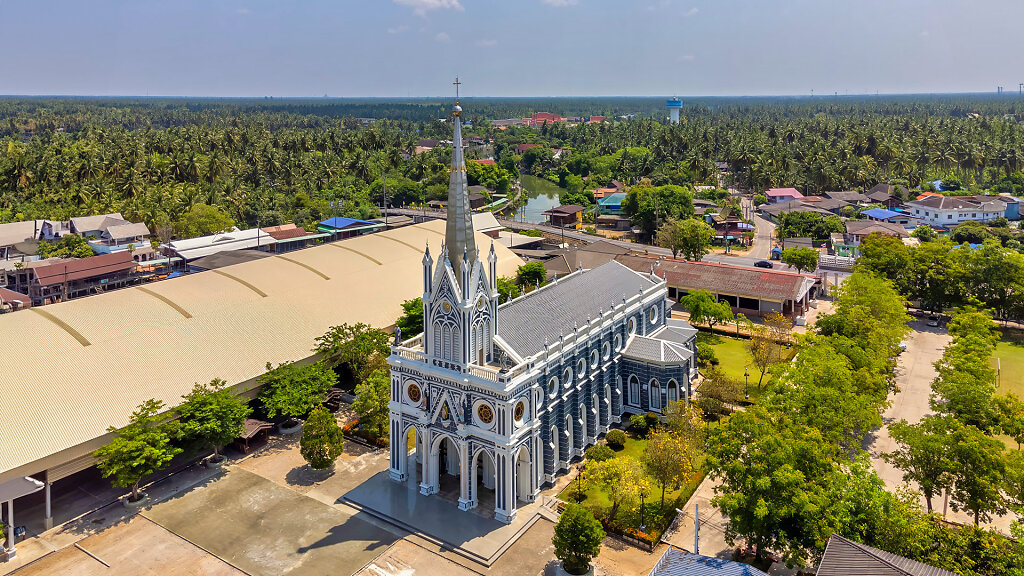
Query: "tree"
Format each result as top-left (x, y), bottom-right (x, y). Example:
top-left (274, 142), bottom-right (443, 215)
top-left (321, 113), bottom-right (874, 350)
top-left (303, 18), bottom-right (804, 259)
top-left (37, 234), bottom-right (95, 258)
top-left (173, 203), bottom-right (234, 238)
top-left (679, 289), bottom-right (733, 330)
top-left (176, 378), bottom-right (251, 461)
top-left (93, 399), bottom-right (182, 502)
top-left (655, 217), bottom-right (702, 260)
top-left (671, 218), bottom-right (714, 261)
top-left (515, 261), bottom-right (546, 288)
top-left (258, 361), bottom-right (335, 421)
top-left (883, 415), bottom-right (954, 512)
top-left (300, 406), bottom-right (345, 470)
top-left (951, 220), bottom-right (993, 245)
top-left (780, 246), bottom-right (819, 273)
top-left (663, 400), bottom-right (706, 448)
top-left (396, 297), bottom-right (423, 337)
top-left (496, 276), bottom-right (522, 302)
top-left (552, 503), bottom-right (605, 575)
top-left (604, 429), bottom-right (627, 449)
top-left (588, 456), bottom-right (648, 522)
top-left (643, 430), bottom-right (696, 507)
top-left (996, 394), bottom-right (1024, 449)
top-left (947, 422), bottom-right (1007, 526)
top-left (911, 225), bottom-right (937, 242)
top-left (746, 324), bottom-right (784, 388)
top-left (315, 323), bottom-right (391, 383)
top-left (353, 367), bottom-right (390, 437)
top-left (930, 307), bottom-right (1000, 430)
top-left (856, 234), bottom-right (910, 287)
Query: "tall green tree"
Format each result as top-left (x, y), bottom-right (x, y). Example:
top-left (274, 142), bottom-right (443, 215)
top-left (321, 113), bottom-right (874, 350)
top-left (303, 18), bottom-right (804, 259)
top-left (679, 289), bottom-right (734, 330)
top-left (315, 323), bottom-right (391, 383)
top-left (396, 297), bottom-right (423, 337)
top-left (173, 203), bottom-right (235, 238)
top-left (643, 430), bottom-right (696, 507)
top-left (300, 406), bottom-right (345, 470)
top-left (353, 367), bottom-right (391, 437)
top-left (258, 361), bottom-right (335, 421)
top-left (947, 422), bottom-right (1007, 526)
top-left (588, 456), bottom-right (648, 522)
top-left (779, 246), bottom-right (819, 274)
top-left (93, 399), bottom-right (182, 502)
top-left (883, 415), bottom-right (955, 513)
top-left (515, 261), bottom-right (547, 288)
top-left (176, 378), bottom-right (251, 461)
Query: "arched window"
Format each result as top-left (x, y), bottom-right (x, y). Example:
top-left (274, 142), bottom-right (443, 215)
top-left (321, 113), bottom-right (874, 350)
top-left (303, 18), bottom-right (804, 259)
top-left (563, 367), bottom-right (573, 388)
top-left (628, 375), bottom-right (640, 406)
top-left (667, 379), bottom-right (679, 404)
top-left (649, 379), bottom-right (661, 410)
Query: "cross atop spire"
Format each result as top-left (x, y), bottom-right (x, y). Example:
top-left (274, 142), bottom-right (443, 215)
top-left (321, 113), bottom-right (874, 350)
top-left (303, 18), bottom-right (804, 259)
top-left (444, 78), bottom-right (476, 283)
top-left (453, 76), bottom-right (461, 105)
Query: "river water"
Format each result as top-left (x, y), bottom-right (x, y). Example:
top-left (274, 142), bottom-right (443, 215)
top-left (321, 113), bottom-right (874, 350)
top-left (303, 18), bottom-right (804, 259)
top-left (500, 174), bottom-right (565, 224)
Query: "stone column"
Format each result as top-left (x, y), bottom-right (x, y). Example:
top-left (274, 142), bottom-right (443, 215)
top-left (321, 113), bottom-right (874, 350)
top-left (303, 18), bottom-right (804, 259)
top-left (389, 416), bottom-right (407, 482)
top-left (494, 449), bottom-right (517, 524)
top-left (419, 429), bottom-right (437, 495)
top-left (458, 442), bottom-right (475, 511)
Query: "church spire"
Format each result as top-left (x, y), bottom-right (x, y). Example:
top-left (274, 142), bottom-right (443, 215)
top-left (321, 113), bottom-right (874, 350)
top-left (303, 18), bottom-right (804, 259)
top-left (445, 77), bottom-right (477, 283)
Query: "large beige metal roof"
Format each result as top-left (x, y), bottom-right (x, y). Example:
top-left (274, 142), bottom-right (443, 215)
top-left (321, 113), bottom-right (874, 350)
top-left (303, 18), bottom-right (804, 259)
top-left (0, 220), bottom-right (523, 482)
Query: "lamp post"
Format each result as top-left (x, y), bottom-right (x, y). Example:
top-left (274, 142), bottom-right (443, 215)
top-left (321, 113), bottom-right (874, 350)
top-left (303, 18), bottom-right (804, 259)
top-left (639, 490), bottom-right (646, 533)
top-left (744, 370), bottom-right (750, 400)
top-left (575, 462), bottom-right (586, 504)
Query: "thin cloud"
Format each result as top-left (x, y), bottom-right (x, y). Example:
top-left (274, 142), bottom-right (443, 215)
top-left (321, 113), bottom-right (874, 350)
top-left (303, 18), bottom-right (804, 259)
top-left (542, 0), bottom-right (579, 6)
top-left (678, 54), bottom-right (696, 62)
top-left (435, 32), bottom-right (451, 42)
top-left (395, 0), bottom-right (463, 17)
top-left (388, 25), bottom-right (410, 34)
top-left (476, 39), bottom-right (498, 47)
top-left (235, 7), bottom-right (250, 15)
top-left (683, 7), bottom-right (698, 17)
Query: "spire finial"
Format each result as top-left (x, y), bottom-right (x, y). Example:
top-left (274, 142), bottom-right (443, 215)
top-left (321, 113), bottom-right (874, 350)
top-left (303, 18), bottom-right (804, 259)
top-left (453, 77), bottom-right (462, 116)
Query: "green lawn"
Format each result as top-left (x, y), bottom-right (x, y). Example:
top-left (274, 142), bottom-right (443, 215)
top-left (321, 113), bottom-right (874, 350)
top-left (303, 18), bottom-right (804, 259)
top-left (706, 335), bottom-right (753, 383)
top-left (994, 337), bottom-right (1024, 398)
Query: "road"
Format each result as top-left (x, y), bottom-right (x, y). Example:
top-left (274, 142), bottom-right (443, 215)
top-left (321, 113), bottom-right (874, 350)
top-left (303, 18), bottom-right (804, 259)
top-left (866, 319), bottom-right (1018, 533)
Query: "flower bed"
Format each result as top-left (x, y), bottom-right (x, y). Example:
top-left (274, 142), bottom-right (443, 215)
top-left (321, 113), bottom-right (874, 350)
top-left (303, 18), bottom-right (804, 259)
top-left (341, 418), bottom-right (388, 448)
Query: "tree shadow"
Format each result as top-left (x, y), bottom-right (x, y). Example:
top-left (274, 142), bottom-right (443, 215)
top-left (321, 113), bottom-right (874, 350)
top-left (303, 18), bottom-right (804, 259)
top-left (285, 464), bottom-right (331, 487)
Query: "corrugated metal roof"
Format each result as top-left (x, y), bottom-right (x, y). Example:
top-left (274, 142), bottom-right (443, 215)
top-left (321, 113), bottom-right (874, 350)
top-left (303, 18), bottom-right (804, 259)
top-left (0, 220), bottom-right (523, 482)
top-left (498, 260), bottom-right (656, 358)
top-left (817, 534), bottom-right (956, 576)
top-left (649, 548), bottom-right (769, 576)
top-left (32, 251), bottom-right (135, 285)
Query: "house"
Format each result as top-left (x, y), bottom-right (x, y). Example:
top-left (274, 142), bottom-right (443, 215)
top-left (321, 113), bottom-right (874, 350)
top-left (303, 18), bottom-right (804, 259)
top-left (470, 158), bottom-right (496, 166)
top-left (860, 207), bottom-right (919, 226)
top-left (0, 286), bottom-right (30, 313)
top-left (904, 195), bottom-right (1004, 227)
top-left (976, 194), bottom-right (1020, 220)
top-left (866, 183), bottom-right (908, 207)
top-left (542, 205), bottom-right (585, 227)
top-left (763, 187), bottom-right (804, 204)
top-left (805, 197), bottom-right (851, 215)
top-left (0, 219), bottom-right (70, 260)
top-left (692, 199), bottom-right (719, 214)
top-left (3, 251), bottom-right (136, 306)
top-left (587, 115), bottom-right (606, 124)
top-left (713, 161), bottom-right (731, 173)
top-left (832, 220), bottom-right (910, 257)
top-left (759, 200), bottom-right (832, 222)
top-left (617, 254), bottom-right (818, 320)
top-left (817, 534), bottom-right (955, 576)
top-left (543, 240), bottom-right (632, 278)
top-left (515, 143), bottom-right (542, 154)
top-left (163, 228), bottom-right (278, 261)
top-left (597, 192), bottom-right (627, 215)
top-left (823, 190), bottom-right (869, 204)
top-left (467, 186), bottom-right (492, 209)
top-left (261, 223), bottom-right (331, 253)
top-left (648, 547), bottom-right (768, 576)
top-left (70, 213), bottom-right (154, 259)
top-left (471, 212), bottom-right (503, 238)
top-left (596, 214), bottom-right (632, 230)
top-left (317, 217), bottom-right (385, 239)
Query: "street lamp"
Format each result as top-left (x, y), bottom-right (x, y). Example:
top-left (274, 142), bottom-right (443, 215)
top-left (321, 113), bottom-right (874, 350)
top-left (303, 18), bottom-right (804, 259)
top-left (639, 490), bottom-right (646, 533)
top-left (744, 370), bottom-right (750, 400)
top-left (575, 462), bottom-right (586, 504)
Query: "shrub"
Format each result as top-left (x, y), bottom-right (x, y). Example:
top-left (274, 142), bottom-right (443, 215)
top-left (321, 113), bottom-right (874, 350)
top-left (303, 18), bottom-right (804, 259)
top-left (605, 429), bottom-right (627, 449)
top-left (585, 444), bottom-right (615, 462)
top-left (553, 503), bottom-right (605, 575)
top-left (629, 414), bottom-right (649, 436)
top-left (645, 411), bottom-right (660, 430)
top-left (696, 346), bottom-right (719, 367)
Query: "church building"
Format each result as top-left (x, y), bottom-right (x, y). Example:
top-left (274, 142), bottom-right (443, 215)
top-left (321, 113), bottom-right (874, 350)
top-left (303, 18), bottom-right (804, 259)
top-left (387, 94), bottom-right (699, 524)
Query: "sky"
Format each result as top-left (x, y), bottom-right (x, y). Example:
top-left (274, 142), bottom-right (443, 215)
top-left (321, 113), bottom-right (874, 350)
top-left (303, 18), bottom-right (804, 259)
top-left (1, 0), bottom-right (1022, 98)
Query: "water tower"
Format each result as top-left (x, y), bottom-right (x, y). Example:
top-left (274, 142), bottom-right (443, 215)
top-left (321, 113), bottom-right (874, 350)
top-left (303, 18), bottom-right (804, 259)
top-left (666, 97), bottom-right (682, 124)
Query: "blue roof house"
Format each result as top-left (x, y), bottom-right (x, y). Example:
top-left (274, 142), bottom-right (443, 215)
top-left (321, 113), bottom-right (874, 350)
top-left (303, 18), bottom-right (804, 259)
top-left (649, 548), bottom-right (769, 576)
top-left (317, 217), bottom-right (384, 239)
top-left (598, 192), bottom-right (627, 215)
top-left (861, 207), bottom-right (919, 227)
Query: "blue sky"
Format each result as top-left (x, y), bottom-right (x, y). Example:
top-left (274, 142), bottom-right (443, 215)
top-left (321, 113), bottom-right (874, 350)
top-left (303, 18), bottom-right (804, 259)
top-left (1, 0), bottom-right (1021, 97)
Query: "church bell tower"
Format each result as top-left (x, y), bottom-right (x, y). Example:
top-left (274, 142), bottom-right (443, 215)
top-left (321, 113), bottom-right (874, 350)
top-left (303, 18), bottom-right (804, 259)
top-left (421, 79), bottom-right (499, 368)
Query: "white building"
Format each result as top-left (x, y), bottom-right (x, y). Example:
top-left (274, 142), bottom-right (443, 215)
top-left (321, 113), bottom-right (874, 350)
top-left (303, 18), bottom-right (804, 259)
top-left (905, 195), bottom-right (1004, 228)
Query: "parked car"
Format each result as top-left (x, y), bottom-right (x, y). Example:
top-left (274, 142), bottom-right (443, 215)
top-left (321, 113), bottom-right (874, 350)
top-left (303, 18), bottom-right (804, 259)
top-left (754, 260), bottom-right (774, 269)
top-left (927, 314), bottom-right (939, 327)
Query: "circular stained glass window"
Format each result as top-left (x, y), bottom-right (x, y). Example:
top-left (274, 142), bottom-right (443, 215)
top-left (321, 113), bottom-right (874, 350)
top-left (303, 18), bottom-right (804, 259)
top-left (478, 403), bottom-right (494, 424)
top-left (477, 298), bottom-right (485, 310)
top-left (407, 382), bottom-right (421, 403)
top-left (443, 301), bottom-right (452, 312)
top-left (514, 401), bottom-right (525, 422)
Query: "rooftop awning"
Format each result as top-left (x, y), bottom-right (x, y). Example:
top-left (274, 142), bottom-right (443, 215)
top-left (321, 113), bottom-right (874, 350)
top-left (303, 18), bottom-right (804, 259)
top-left (0, 476), bottom-right (44, 501)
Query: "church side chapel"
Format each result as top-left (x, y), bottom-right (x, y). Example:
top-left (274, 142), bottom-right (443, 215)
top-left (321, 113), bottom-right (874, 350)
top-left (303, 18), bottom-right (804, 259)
top-left (387, 84), bottom-right (699, 524)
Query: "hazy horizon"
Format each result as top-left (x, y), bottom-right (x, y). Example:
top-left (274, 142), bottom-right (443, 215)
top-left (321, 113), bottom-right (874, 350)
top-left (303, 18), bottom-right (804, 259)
top-left (2, 0), bottom-right (1023, 98)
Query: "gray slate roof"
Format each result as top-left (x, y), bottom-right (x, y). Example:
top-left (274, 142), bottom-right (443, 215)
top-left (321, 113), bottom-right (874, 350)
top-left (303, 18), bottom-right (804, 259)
top-left (649, 548), bottom-right (768, 576)
top-left (817, 534), bottom-right (955, 576)
top-left (498, 260), bottom-right (656, 358)
top-left (623, 318), bottom-right (698, 364)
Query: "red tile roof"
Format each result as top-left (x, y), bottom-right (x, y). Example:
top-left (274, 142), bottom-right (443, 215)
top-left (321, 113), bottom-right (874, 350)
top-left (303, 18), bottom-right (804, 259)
top-left (471, 159), bottom-right (496, 165)
top-left (765, 187), bottom-right (803, 198)
top-left (32, 251), bottom-right (135, 286)
top-left (616, 254), bottom-right (814, 303)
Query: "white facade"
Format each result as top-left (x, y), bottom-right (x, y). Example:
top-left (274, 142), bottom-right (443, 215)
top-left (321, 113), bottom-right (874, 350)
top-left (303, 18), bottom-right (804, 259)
top-left (906, 198), bottom-right (1003, 227)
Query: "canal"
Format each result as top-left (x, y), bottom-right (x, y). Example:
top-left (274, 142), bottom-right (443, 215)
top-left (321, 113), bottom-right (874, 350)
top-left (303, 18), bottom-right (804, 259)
top-left (501, 174), bottom-right (565, 225)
